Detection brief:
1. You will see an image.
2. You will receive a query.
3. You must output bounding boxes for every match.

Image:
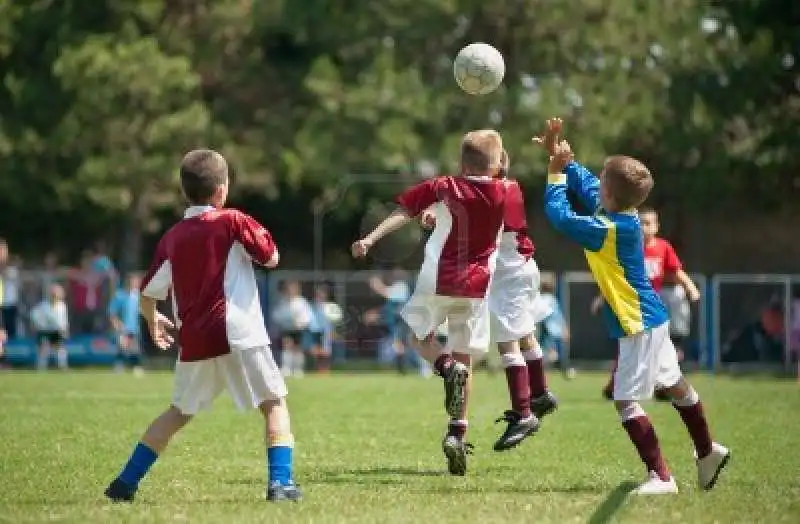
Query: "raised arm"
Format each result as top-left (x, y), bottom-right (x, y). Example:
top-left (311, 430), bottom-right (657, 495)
top-left (544, 172), bottom-right (609, 251)
top-left (564, 160), bottom-right (601, 212)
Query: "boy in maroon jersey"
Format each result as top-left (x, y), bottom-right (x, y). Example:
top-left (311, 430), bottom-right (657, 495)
top-left (104, 150), bottom-right (300, 503)
top-left (421, 151), bottom-right (557, 452)
top-left (352, 129), bottom-right (507, 475)
top-left (599, 207), bottom-right (701, 400)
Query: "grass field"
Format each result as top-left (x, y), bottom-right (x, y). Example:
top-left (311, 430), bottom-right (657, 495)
top-left (1, 370), bottom-right (798, 523)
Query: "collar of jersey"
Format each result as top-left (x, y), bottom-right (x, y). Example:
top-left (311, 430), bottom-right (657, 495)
top-left (184, 205), bottom-right (216, 219)
top-left (596, 207), bottom-right (638, 217)
top-left (463, 175), bottom-right (494, 182)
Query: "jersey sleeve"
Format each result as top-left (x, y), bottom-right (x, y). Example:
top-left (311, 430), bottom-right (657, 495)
top-left (395, 179), bottom-right (440, 217)
top-left (232, 211), bottom-right (277, 265)
top-left (663, 240), bottom-right (683, 273)
top-left (141, 236), bottom-right (172, 300)
top-left (544, 174), bottom-right (609, 251)
top-left (564, 161), bottom-right (601, 212)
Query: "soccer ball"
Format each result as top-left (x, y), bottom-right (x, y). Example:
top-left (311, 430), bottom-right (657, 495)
top-left (453, 43), bottom-right (505, 95)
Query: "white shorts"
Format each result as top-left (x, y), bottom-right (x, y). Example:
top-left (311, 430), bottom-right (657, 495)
top-left (401, 292), bottom-right (490, 355)
top-left (172, 346), bottom-right (287, 415)
top-left (488, 258), bottom-right (553, 343)
top-left (614, 323), bottom-right (682, 401)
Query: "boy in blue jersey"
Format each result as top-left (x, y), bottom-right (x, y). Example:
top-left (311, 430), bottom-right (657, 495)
top-left (536, 119), bottom-right (729, 495)
top-left (109, 273), bottom-right (144, 375)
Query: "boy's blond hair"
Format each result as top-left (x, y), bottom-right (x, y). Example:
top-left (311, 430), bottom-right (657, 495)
top-left (460, 129), bottom-right (504, 175)
top-left (603, 155), bottom-right (654, 210)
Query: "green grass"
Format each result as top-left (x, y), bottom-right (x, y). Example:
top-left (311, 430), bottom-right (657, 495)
top-left (1, 370), bottom-right (798, 523)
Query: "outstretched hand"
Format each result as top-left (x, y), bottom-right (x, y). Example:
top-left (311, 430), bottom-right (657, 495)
top-left (548, 140), bottom-right (574, 174)
top-left (351, 238), bottom-right (373, 258)
top-left (149, 312), bottom-right (175, 350)
top-left (532, 117), bottom-right (563, 155)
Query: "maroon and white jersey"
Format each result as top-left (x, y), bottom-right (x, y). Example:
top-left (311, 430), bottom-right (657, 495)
top-left (496, 178), bottom-right (535, 268)
top-left (396, 175), bottom-right (506, 298)
top-left (141, 206), bottom-right (277, 362)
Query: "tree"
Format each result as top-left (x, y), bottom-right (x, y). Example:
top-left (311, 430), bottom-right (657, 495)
top-left (52, 28), bottom-right (211, 272)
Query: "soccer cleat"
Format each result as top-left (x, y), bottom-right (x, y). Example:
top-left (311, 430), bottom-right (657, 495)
top-left (441, 361), bottom-right (469, 419)
top-left (267, 481), bottom-right (303, 502)
top-left (696, 442), bottom-right (730, 490)
top-left (104, 478), bottom-right (137, 503)
top-left (441, 435), bottom-right (473, 476)
top-left (493, 410), bottom-right (540, 451)
top-left (531, 391), bottom-right (559, 419)
top-left (633, 471), bottom-right (679, 495)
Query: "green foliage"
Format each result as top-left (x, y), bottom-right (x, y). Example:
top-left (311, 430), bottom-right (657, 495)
top-left (0, 0), bottom-right (795, 265)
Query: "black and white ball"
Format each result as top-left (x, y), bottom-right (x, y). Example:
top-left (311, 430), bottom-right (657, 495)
top-left (453, 43), bottom-right (505, 95)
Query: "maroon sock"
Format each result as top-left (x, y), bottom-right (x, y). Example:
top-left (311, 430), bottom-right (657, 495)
top-left (504, 365), bottom-right (532, 417)
top-left (622, 415), bottom-right (671, 481)
top-left (434, 354), bottom-right (454, 376)
top-left (674, 402), bottom-right (713, 459)
top-left (525, 358), bottom-right (547, 397)
top-left (447, 420), bottom-right (467, 439)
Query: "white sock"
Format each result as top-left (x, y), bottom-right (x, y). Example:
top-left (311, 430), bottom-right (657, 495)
top-left (522, 347), bottom-right (543, 361)
top-left (500, 352), bottom-right (526, 368)
top-left (56, 348), bottom-right (68, 369)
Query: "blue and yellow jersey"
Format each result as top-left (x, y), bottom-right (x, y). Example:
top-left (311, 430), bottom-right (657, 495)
top-left (544, 161), bottom-right (668, 339)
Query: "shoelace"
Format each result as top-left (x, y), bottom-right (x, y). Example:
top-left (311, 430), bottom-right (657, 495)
top-left (494, 410), bottom-right (520, 424)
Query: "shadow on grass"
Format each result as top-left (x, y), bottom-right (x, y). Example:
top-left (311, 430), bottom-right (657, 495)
top-left (586, 481), bottom-right (637, 524)
top-left (225, 467), bottom-right (447, 488)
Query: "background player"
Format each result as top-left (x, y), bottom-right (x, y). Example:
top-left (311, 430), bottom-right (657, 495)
top-left (352, 129), bottom-right (507, 476)
top-left (104, 150), bottom-right (301, 503)
top-left (421, 150), bottom-right (556, 452)
top-left (538, 119), bottom-right (729, 495)
top-left (109, 272), bottom-right (145, 376)
top-left (596, 206), bottom-right (701, 400)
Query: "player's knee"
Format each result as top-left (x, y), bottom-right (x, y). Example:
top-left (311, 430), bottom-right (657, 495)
top-left (671, 384), bottom-right (699, 407)
top-left (616, 401), bottom-right (645, 422)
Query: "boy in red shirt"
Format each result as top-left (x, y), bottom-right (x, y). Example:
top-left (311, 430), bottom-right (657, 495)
top-left (352, 129), bottom-right (507, 475)
top-left (600, 206), bottom-right (700, 400)
top-left (104, 150), bottom-right (300, 503)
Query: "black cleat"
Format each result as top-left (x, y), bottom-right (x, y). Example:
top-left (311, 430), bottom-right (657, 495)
top-left (104, 478), bottom-right (136, 503)
top-left (267, 481), bottom-right (302, 502)
top-left (493, 410), bottom-right (540, 451)
top-left (602, 387), bottom-right (614, 401)
top-left (442, 435), bottom-right (473, 476)
top-left (531, 391), bottom-right (559, 419)
top-left (441, 361), bottom-right (469, 419)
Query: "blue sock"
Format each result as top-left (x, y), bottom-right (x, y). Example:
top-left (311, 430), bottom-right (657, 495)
top-left (267, 445), bottom-right (293, 486)
top-left (118, 442), bottom-right (158, 488)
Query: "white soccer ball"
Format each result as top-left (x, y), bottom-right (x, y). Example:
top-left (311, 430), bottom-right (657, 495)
top-left (453, 43), bottom-right (505, 95)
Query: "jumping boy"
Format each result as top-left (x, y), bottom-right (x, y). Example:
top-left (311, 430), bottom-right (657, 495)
top-left (421, 150), bottom-right (557, 452)
top-left (537, 119), bottom-right (729, 495)
top-left (104, 149), bottom-right (301, 503)
top-left (352, 129), bottom-right (507, 475)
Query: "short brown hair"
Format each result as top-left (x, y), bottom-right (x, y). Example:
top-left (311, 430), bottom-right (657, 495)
top-left (180, 149), bottom-right (228, 204)
top-left (603, 156), bottom-right (653, 210)
top-left (460, 130), bottom-right (504, 174)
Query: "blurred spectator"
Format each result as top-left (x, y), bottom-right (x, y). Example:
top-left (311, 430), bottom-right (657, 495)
top-left (722, 296), bottom-right (784, 363)
top-left (68, 250), bottom-right (107, 334)
top-left (307, 284), bottom-right (342, 373)
top-left (271, 281), bottom-right (312, 377)
top-left (355, 308), bottom-right (389, 359)
top-left (31, 283), bottom-right (69, 371)
top-left (92, 241), bottom-right (118, 290)
top-left (660, 283), bottom-right (691, 362)
top-left (38, 252), bottom-right (64, 299)
top-left (109, 272), bottom-right (144, 376)
top-left (537, 275), bottom-right (571, 375)
top-left (0, 238), bottom-right (21, 339)
top-left (369, 268), bottom-right (430, 375)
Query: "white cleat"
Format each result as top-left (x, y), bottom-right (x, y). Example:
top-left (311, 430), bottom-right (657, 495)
top-left (696, 442), bottom-right (730, 490)
top-left (633, 471), bottom-right (679, 495)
